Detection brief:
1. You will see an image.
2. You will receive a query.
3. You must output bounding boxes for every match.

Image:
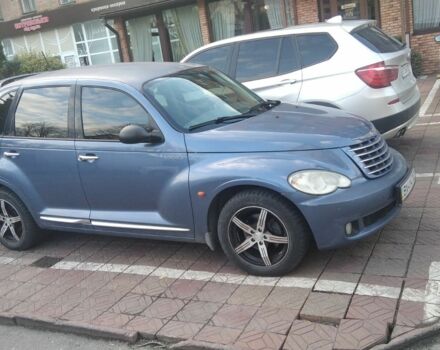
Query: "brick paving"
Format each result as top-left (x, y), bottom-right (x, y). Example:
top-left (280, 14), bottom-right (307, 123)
top-left (0, 77), bottom-right (438, 349)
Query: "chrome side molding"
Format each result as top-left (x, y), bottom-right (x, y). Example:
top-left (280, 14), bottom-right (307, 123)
top-left (40, 216), bottom-right (91, 224)
top-left (40, 216), bottom-right (190, 232)
top-left (91, 220), bottom-right (190, 232)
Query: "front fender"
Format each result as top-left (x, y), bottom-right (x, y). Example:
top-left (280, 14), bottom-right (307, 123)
top-left (188, 149), bottom-right (361, 242)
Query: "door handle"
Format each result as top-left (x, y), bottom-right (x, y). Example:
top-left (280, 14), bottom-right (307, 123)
top-left (78, 154), bottom-right (99, 163)
top-left (280, 79), bottom-right (297, 85)
top-left (3, 151), bottom-right (20, 158)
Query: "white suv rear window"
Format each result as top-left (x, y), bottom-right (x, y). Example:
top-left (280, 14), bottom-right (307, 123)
top-left (352, 26), bottom-right (404, 53)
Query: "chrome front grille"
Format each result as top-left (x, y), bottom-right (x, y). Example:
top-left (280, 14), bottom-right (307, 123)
top-left (346, 134), bottom-right (393, 179)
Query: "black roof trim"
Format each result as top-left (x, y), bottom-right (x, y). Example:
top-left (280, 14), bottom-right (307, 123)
top-left (0, 73), bottom-right (38, 88)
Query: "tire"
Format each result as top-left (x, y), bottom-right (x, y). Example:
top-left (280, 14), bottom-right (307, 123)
top-left (217, 190), bottom-right (310, 276)
top-left (0, 189), bottom-right (40, 250)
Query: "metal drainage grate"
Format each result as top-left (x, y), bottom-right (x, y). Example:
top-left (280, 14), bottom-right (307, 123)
top-left (31, 256), bottom-right (63, 268)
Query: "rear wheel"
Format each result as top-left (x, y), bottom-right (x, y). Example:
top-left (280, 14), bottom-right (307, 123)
top-left (217, 190), bottom-right (310, 276)
top-left (0, 190), bottom-right (40, 250)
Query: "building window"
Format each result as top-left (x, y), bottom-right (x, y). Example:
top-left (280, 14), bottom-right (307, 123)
top-left (208, 0), bottom-right (295, 42)
top-left (1, 39), bottom-right (15, 60)
top-left (59, 0), bottom-right (75, 5)
top-left (163, 4), bottom-right (204, 61)
top-left (208, 0), bottom-right (246, 41)
top-left (73, 20), bottom-right (120, 66)
top-left (318, 0), bottom-right (378, 21)
top-left (21, 0), bottom-right (36, 14)
top-left (127, 15), bottom-right (163, 62)
top-left (251, 0), bottom-right (295, 31)
top-left (413, 0), bottom-right (440, 32)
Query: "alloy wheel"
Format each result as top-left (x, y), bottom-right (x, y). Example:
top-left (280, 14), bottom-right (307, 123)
top-left (228, 206), bottom-right (289, 267)
top-left (0, 200), bottom-right (22, 243)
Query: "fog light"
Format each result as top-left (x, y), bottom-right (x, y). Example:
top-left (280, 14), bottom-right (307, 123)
top-left (345, 222), bottom-right (353, 236)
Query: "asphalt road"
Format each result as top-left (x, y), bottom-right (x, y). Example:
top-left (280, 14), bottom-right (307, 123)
top-left (405, 334), bottom-right (440, 350)
top-left (0, 324), bottom-right (160, 350)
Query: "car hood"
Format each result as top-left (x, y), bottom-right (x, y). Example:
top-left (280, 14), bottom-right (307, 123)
top-left (184, 103), bottom-right (376, 153)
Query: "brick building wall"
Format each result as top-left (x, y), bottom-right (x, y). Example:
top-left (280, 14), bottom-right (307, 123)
top-left (379, 0), bottom-right (404, 38)
top-left (197, 0), bottom-right (212, 45)
top-left (407, 0), bottom-right (439, 75)
top-left (379, 0), bottom-right (439, 75)
top-left (295, 0), bottom-right (319, 24)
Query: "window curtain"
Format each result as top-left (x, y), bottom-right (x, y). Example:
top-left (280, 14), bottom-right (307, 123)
top-left (264, 0), bottom-right (283, 29)
top-left (208, 0), bottom-right (236, 41)
top-left (413, 0), bottom-right (440, 31)
top-left (127, 16), bottom-right (154, 62)
top-left (166, 5), bottom-right (204, 61)
top-left (83, 20), bottom-right (108, 41)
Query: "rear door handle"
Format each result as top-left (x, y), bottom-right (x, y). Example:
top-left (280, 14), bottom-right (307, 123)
top-left (3, 151), bottom-right (20, 158)
top-left (78, 154), bottom-right (99, 163)
top-left (280, 79), bottom-right (297, 85)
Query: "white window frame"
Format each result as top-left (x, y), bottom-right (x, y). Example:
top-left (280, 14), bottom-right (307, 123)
top-left (59, 0), bottom-right (75, 5)
top-left (1, 39), bottom-right (15, 60)
top-left (21, 0), bottom-right (36, 14)
top-left (72, 21), bottom-right (119, 66)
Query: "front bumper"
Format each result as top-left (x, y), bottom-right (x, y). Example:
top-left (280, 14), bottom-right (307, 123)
top-left (293, 149), bottom-right (410, 250)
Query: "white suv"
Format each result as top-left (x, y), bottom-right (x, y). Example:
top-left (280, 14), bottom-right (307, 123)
top-left (182, 19), bottom-right (420, 138)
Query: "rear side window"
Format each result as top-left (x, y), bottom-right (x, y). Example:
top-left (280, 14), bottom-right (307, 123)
top-left (186, 45), bottom-right (233, 74)
top-left (0, 91), bottom-right (16, 134)
top-left (297, 33), bottom-right (338, 68)
top-left (14, 87), bottom-right (70, 138)
top-left (235, 38), bottom-right (281, 82)
top-left (81, 87), bottom-right (155, 140)
top-left (352, 26), bottom-right (404, 53)
top-left (279, 36), bottom-right (300, 75)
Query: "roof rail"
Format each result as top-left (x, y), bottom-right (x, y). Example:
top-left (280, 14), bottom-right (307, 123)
top-left (0, 73), bottom-right (37, 88)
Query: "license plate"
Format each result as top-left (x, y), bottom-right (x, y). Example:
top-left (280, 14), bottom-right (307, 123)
top-left (398, 168), bottom-right (416, 202)
top-left (401, 64), bottom-right (410, 79)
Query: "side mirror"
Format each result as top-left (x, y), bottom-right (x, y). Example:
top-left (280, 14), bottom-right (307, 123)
top-left (119, 125), bottom-right (163, 144)
top-left (436, 35), bottom-right (440, 43)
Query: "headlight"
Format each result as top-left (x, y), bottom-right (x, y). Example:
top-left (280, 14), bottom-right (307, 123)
top-left (288, 170), bottom-right (351, 195)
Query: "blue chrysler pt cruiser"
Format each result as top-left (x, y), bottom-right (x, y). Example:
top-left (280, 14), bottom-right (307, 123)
top-left (0, 63), bottom-right (415, 276)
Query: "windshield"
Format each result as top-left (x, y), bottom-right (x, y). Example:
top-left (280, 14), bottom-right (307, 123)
top-left (143, 68), bottom-right (263, 131)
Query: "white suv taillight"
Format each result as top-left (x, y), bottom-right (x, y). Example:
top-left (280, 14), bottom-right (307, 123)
top-left (355, 62), bottom-right (399, 89)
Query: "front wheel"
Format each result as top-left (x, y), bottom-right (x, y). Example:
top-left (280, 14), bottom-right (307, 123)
top-left (0, 189), bottom-right (40, 250)
top-left (217, 190), bottom-right (311, 276)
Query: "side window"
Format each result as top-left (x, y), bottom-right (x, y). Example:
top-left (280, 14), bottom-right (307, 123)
top-left (187, 45), bottom-right (233, 74)
top-left (14, 87), bottom-right (70, 138)
top-left (0, 91), bottom-right (16, 134)
top-left (278, 36), bottom-right (300, 75)
top-left (81, 87), bottom-right (155, 140)
top-left (235, 38), bottom-right (281, 82)
top-left (297, 33), bottom-right (338, 68)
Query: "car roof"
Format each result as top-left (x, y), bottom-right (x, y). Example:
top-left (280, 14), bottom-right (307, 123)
top-left (6, 62), bottom-right (203, 90)
top-left (182, 20), bottom-right (374, 61)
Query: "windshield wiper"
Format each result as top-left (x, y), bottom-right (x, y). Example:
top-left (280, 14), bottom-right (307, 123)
top-left (188, 113), bottom-right (257, 131)
top-left (247, 100), bottom-right (281, 113)
top-left (188, 100), bottom-right (280, 132)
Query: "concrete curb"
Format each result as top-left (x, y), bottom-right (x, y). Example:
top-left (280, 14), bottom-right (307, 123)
top-left (1, 310), bottom-right (440, 349)
top-left (171, 340), bottom-right (235, 350)
top-left (374, 323), bottom-right (440, 350)
top-left (0, 312), bottom-right (138, 344)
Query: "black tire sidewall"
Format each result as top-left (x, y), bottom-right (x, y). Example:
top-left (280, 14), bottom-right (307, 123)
top-left (218, 190), bottom-right (310, 276)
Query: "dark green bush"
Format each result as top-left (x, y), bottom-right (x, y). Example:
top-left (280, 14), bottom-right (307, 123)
top-left (411, 51), bottom-right (423, 77)
top-left (0, 51), bottom-right (65, 79)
